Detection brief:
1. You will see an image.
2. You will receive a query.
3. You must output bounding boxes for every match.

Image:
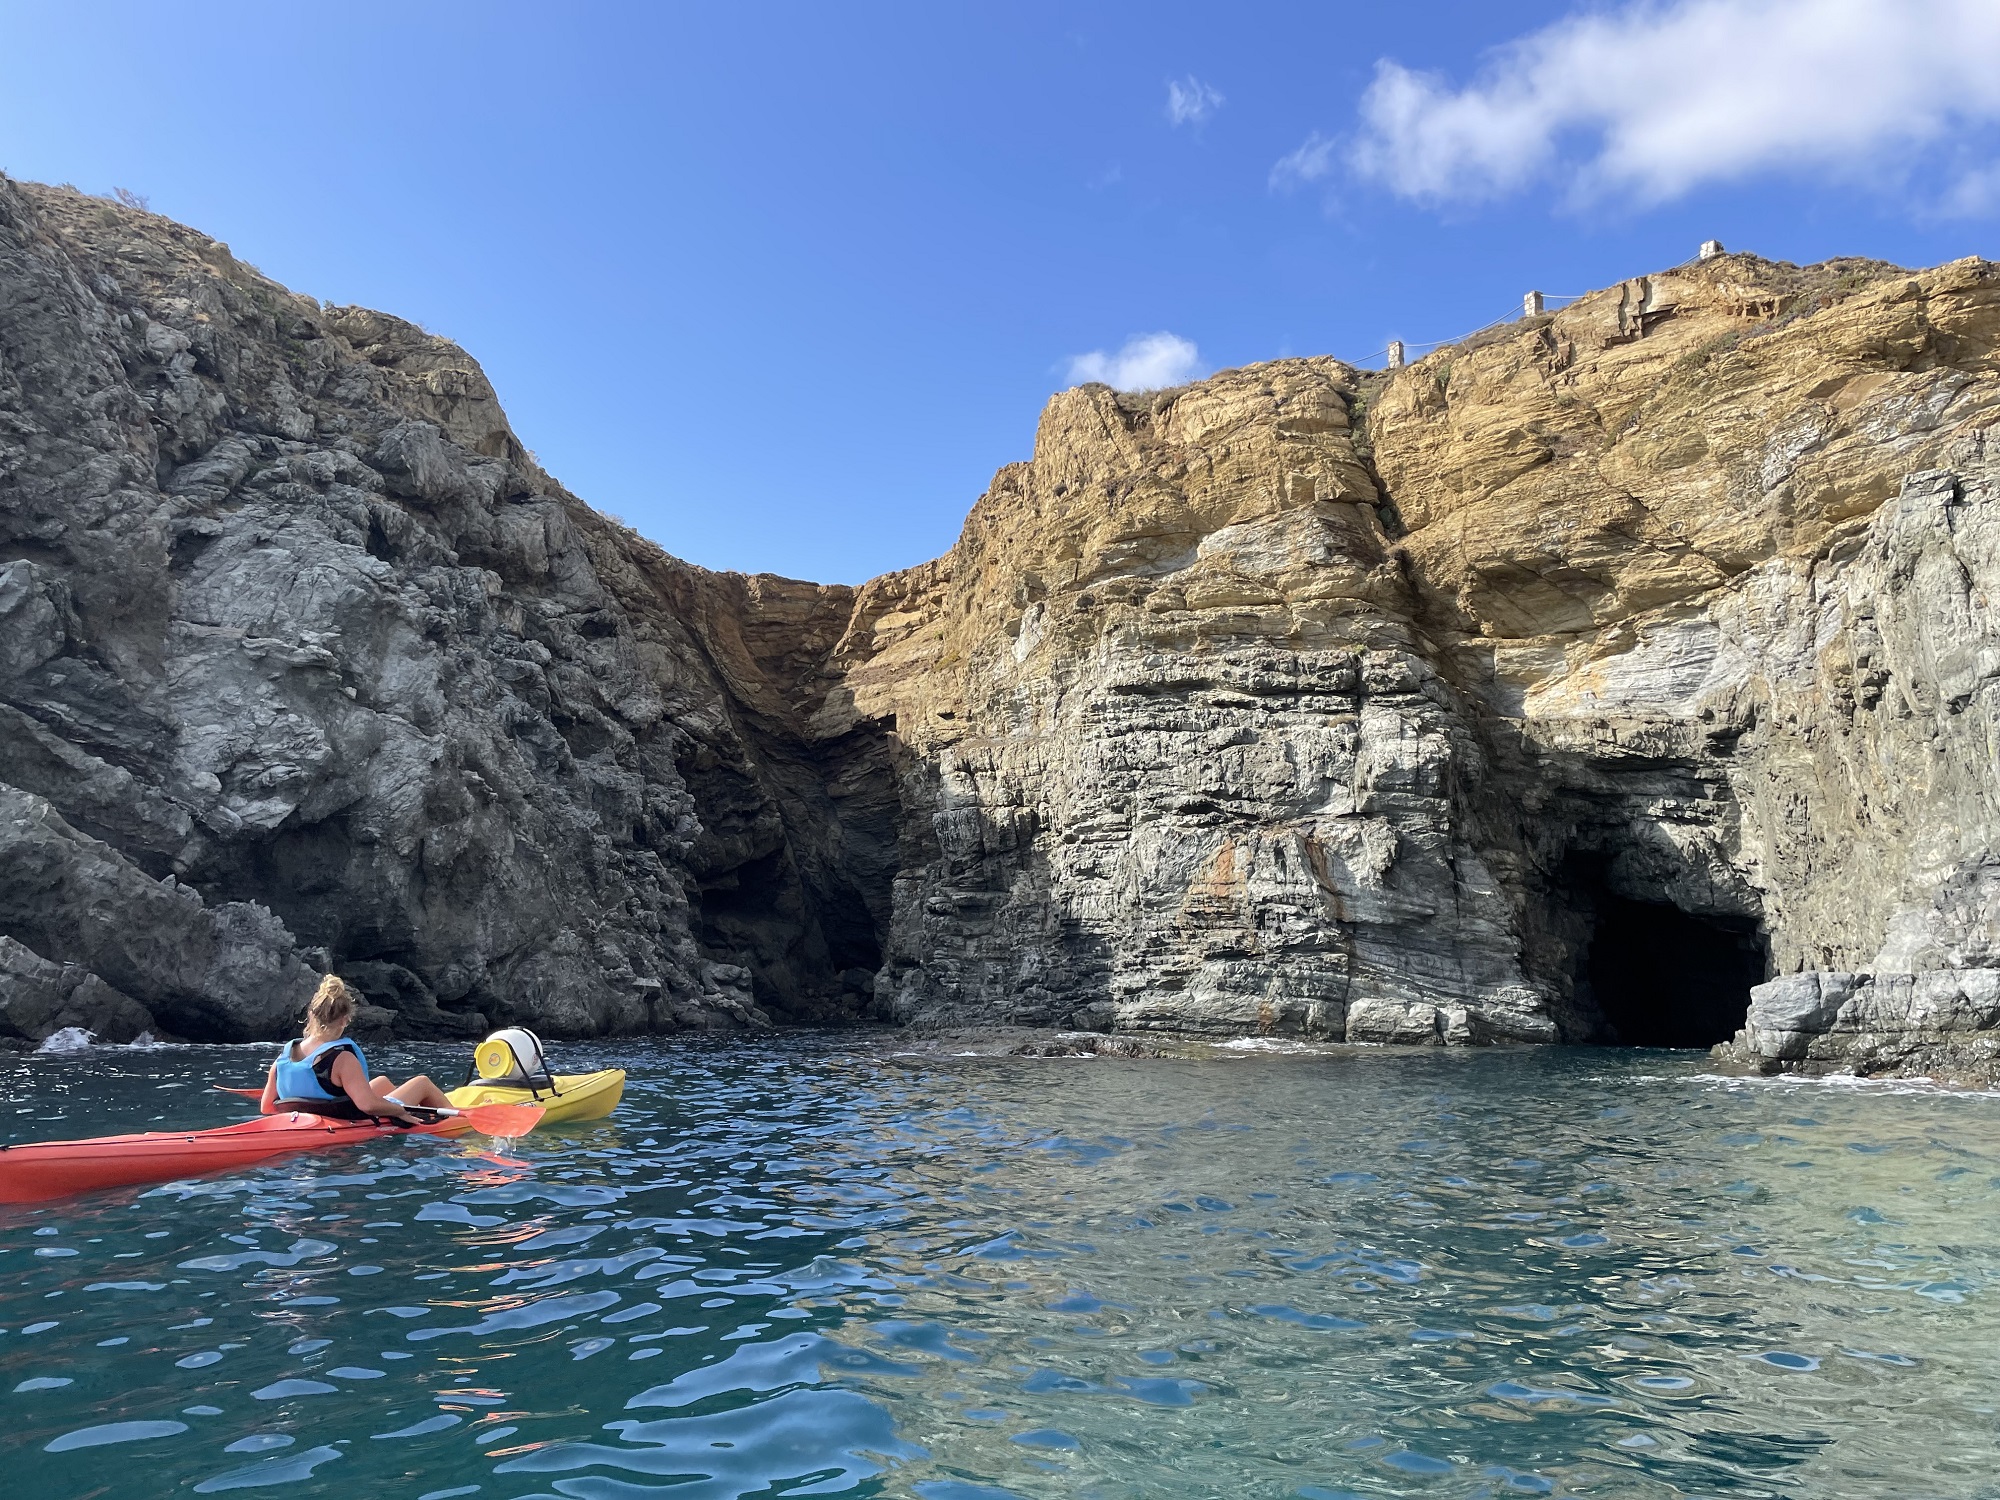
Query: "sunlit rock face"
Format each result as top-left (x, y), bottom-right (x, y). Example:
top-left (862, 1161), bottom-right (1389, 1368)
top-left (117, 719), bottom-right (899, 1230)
top-left (834, 255), bottom-right (2000, 1074)
top-left (1371, 258), bottom-right (2000, 1076)
top-left (7, 173), bottom-right (2000, 1075)
top-left (824, 368), bottom-right (1552, 1045)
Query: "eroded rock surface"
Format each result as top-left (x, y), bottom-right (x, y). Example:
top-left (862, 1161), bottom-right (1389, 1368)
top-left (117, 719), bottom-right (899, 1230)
top-left (0, 178), bottom-right (889, 1039)
top-left (826, 368), bottom-right (1551, 1044)
top-left (832, 253), bottom-right (2000, 1075)
top-left (1721, 969), bottom-right (2000, 1078)
top-left (8, 175), bottom-right (2000, 1075)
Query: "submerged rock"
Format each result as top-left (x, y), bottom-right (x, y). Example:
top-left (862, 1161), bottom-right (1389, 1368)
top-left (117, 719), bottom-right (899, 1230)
top-left (1007, 1032), bottom-right (1169, 1059)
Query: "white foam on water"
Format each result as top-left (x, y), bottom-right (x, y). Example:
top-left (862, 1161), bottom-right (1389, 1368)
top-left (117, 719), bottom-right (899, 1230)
top-left (1214, 1037), bottom-right (1329, 1054)
top-left (29, 1028), bottom-right (181, 1054)
top-left (1692, 1071), bottom-right (2000, 1100)
top-left (1602, 1068), bottom-right (2000, 1101)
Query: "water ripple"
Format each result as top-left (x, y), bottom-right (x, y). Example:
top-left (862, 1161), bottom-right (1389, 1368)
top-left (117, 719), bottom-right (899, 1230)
top-left (2, 1038), bottom-right (1998, 1496)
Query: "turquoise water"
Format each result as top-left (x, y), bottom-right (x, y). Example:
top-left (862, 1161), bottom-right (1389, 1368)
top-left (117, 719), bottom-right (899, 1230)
top-left (3, 1038), bottom-right (1999, 1499)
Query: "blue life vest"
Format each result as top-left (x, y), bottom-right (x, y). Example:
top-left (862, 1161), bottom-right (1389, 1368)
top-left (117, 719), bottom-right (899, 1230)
top-left (273, 1037), bottom-right (368, 1102)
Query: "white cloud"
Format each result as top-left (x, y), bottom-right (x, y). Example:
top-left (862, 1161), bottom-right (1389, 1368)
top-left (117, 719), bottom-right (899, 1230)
top-left (1066, 332), bottom-right (1204, 391)
top-left (1348, 0), bottom-right (2000, 206)
top-left (1167, 75), bottom-right (1224, 127)
top-left (1270, 131), bottom-right (1338, 191)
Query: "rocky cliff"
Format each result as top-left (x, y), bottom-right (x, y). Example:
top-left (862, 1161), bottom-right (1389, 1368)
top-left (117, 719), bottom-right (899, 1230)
top-left (824, 249), bottom-right (2000, 1077)
top-left (6, 175), bottom-right (2000, 1077)
top-left (0, 178), bottom-right (893, 1043)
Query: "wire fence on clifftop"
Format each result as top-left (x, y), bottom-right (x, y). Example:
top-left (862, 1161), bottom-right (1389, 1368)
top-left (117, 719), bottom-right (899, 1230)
top-left (1341, 291), bottom-right (1592, 372)
top-left (1349, 248), bottom-right (1728, 371)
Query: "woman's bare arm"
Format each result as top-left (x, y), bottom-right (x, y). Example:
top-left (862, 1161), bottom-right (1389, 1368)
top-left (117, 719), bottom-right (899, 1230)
top-left (329, 1050), bottom-right (416, 1121)
top-left (259, 1061), bottom-right (280, 1115)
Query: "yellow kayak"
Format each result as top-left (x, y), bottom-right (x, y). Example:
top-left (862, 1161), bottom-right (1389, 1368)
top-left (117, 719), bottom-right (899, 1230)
top-left (447, 1068), bottom-right (625, 1123)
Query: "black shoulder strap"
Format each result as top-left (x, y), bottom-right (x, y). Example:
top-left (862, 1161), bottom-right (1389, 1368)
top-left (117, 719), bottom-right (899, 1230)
top-left (310, 1039), bottom-right (362, 1094)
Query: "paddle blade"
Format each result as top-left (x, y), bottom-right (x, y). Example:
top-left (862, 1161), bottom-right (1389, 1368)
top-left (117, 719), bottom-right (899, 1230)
top-left (459, 1103), bottom-right (544, 1138)
top-left (213, 1086), bottom-right (263, 1099)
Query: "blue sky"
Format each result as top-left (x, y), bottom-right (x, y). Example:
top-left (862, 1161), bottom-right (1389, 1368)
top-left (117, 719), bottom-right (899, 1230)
top-left (4, 1), bottom-right (1998, 582)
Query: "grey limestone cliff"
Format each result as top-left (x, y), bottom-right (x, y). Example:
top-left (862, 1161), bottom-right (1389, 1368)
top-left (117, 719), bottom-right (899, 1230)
top-left (0, 177), bottom-right (890, 1043)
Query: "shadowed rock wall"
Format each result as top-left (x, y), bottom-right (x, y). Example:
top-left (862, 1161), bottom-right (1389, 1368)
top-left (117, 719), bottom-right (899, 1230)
top-left (0, 178), bottom-right (894, 1042)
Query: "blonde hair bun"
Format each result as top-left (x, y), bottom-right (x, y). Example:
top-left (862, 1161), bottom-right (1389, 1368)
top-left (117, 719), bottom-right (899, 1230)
top-left (306, 973), bottom-right (357, 1031)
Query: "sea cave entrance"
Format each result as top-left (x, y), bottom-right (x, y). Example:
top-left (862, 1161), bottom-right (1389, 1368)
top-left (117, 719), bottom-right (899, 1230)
top-left (1564, 859), bottom-right (1769, 1048)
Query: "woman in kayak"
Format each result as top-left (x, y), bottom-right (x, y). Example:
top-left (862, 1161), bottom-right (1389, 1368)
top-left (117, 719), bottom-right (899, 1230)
top-left (259, 975), bottom-right (452, 1122)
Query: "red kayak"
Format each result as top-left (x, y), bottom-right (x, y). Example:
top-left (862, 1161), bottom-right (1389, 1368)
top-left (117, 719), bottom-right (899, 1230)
top-left (0, 1103), bottom-right (542, 1205)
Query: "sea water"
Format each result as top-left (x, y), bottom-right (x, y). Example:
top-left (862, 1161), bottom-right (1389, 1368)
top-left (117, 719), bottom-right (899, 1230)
top-left (2, 1036), bottom-right (1997, 1499)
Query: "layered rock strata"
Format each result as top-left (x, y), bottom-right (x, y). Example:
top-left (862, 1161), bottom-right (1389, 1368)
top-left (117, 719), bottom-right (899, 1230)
top-left (829, 368), bottom-right (1553, 1043)
top-left (1724, 969), bottom-right (2000, 1079)
top-left (7, 173), bottom-right (2000, 1077)
top-left (835, 253), bottom-right (2000, 1074)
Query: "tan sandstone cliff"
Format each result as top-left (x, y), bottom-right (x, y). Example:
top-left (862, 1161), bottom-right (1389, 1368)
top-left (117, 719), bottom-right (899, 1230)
top-left (4, 174), bottom-right (1998, 1076)
top-left (799, 251), bottom-right (2000, 1075)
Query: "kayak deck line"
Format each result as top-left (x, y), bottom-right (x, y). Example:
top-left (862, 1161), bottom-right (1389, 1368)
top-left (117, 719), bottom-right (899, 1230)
top-left (0, 1105), bottom-right (540, 1205)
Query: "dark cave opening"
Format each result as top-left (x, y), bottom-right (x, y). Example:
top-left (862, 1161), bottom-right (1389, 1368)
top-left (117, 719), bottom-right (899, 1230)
top-left (695, 843), bottom-right (885, 1017)
top-left (1583, 889), bottom-right (1767, 1048)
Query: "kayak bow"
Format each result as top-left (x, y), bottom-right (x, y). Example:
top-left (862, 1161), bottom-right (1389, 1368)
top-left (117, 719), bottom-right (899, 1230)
top-left (0, 1103), bottom-right (543, 1205)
